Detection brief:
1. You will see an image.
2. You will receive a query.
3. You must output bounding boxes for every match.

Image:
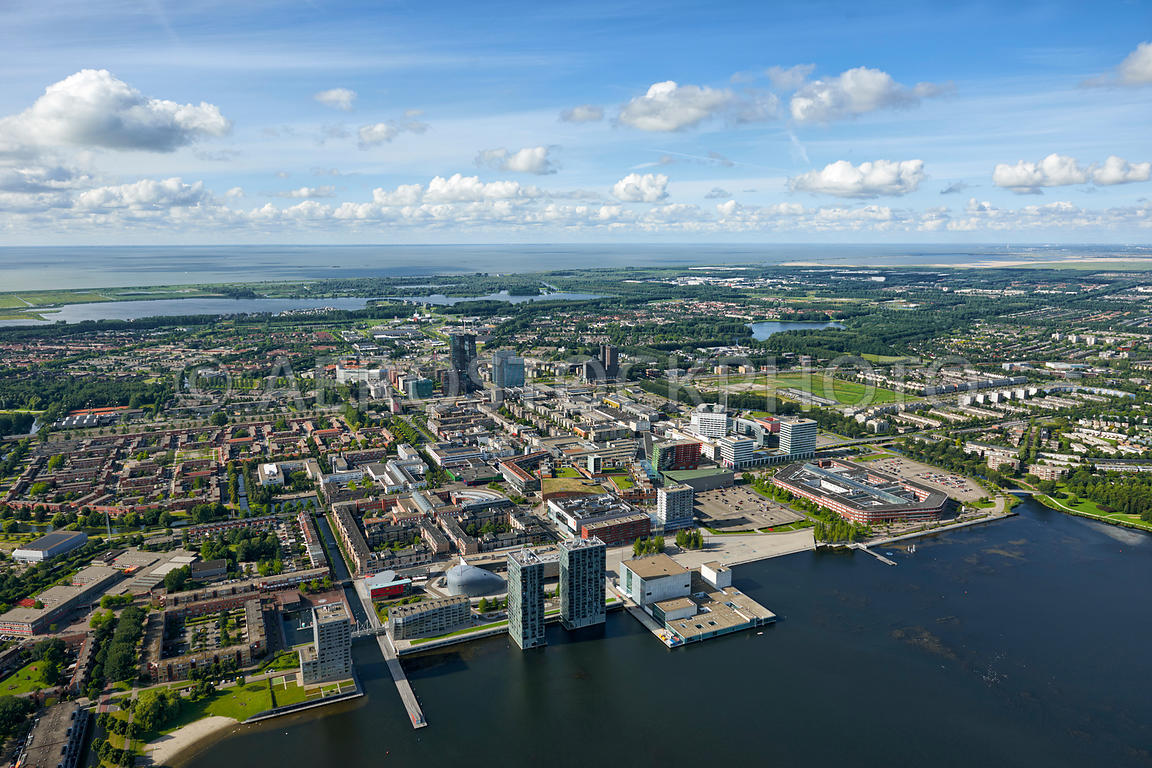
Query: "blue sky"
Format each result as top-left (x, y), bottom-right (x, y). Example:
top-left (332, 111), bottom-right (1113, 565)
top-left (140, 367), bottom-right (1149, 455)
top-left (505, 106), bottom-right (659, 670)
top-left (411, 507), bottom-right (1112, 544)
top-left (1, 0), bottom-right (1150, 243)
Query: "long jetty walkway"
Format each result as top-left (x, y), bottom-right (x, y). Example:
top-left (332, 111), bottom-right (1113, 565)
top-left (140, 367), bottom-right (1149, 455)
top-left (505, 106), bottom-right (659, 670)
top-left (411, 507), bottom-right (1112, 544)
top-left (851, 543), bottom-right (897, 565)
top-left (352, 578), bottom-right (428, 729)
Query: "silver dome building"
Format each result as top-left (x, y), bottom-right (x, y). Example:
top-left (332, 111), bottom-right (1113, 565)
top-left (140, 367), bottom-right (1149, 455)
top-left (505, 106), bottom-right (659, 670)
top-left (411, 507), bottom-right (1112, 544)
top-left (445, 562), bottom-right (506, 597)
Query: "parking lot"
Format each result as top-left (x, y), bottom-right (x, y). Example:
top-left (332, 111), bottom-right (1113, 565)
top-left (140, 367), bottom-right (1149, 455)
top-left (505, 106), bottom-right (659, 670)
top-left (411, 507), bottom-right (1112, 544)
top-left (871, 456), bottom-right (985, 502)
top-left (694, 486), bottom-right (804, 532)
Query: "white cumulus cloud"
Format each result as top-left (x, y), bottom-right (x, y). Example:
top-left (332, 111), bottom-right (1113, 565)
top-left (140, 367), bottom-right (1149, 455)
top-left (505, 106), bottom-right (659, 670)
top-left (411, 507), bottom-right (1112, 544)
top-left (1091, 155), bottom-right (1152, 185)
top-left (789, 159), bottom-right (925, 198)
top-left (618, 81), bottom-right (733, 132)
top-left (559, 105), bottom-right (604, 123)
top-left (789, 67), bottom-right (948, 124)
top-left (611, 172), bottom-right (669, 202)
top-left (993, 154), bottom-right (1088, 192)
top-left (423, 174), bottom-right (542, 203)
top-left (992, 154), bottom-right (1150, 192)
top-left (1118, 41), bottom-right (1152, 85)
top-left (75, 177), bottom-right (210, 210)
top-left (314, 88), bottom-right (357, 111)
top-left (0, 69), bottom-right (230, 152)
top-left (475, 146), bottom-right (557, 175)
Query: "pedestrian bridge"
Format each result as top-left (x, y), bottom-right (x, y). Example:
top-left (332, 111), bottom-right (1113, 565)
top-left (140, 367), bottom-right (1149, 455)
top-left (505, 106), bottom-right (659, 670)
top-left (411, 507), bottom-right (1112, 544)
top-left (351, 621), bottom-right (388, 639)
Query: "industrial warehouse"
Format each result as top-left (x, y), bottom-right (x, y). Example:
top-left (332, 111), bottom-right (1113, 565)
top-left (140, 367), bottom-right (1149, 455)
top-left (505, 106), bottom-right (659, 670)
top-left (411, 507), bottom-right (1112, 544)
top-left (772, 459), bottom-right (951, 525)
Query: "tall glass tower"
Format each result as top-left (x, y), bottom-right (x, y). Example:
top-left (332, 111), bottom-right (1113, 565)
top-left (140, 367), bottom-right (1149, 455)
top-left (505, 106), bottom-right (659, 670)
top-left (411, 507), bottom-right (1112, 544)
top-left (560, 537), bottom-right (606, 630)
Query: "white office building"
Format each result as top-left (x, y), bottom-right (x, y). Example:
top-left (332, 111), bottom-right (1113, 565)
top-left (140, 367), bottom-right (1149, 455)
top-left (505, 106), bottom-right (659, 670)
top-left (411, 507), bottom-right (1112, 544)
top-left (780, 418), bottom-right (818, 457)
top-left (718, 436), bottom-right (755, 468)
top-left (689, 406), bottom-right (730, 439)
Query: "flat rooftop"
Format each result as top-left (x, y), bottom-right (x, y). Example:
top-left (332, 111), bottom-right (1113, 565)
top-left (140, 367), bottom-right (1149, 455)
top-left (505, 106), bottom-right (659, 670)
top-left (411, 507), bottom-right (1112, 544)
top-left (15, 530), bottom-right (87, 552)
top-left (1, 566), bottom-right (121, 624)
top-left (775, 459), bottom-right (948, 513)
top-left (21, 702), bottom-right (84, 768)
top-left (315, 601), bottom-right (350, 622)
top-left (390, 595), bottom-right (468, 619)
top-left (664, 573), bottom-right (776, 643)
top-left (559, 536), bottom-right (606, 551)
top-left (653, 597), bottom-right (695, 612)
top-left (622, 554), bottom-right (688, 580)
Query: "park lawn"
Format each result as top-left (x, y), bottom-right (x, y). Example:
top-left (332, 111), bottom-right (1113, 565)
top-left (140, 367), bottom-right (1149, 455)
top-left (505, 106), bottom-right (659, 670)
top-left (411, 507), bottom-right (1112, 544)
top-left (1052, 492), bottom-right (1109, 517)
top-left (1102, 512), bottom-right (1152, 531)
top-left (269, 677), bottom-right (309, 707)
top-left (202, 682), bottom-right (274, 722)
top-left (137, 683), bottom-right (273, 732)
top-left (0, 660), bottom-right (51, 695)
top-left (1040, 493), bottom-right (1152, 532)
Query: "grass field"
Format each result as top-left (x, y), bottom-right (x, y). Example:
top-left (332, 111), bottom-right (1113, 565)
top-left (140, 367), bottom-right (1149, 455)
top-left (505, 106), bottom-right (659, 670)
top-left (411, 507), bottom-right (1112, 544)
top-left (737, 373), bottom-right (905, 406)
top-left (1038, 491), bottom-right (1152, 533)
top-left (1047, 491), bottom-right (1108, 516)
top-left (189, 682), bottom-right (275, 723)
top-left (760, 520), bottom-right (815, 532)
top-left (6, 291), bottom-right (111, 306)
top-left (854, 452), bottom-right (893, 462)
top-left (269, 676), bottom-right (309, 707)
top-left (861, 354), bottom-right (921, 364)
top-left (174, 448), bottom-right (215, 462)
top-left (716, 373), bottom-right (901, 406)
top-left (608, 474), bottom-right (634, 490)
top-left (554, 467), bottom-right (582, 478)
top-left (0, 661), bottom-right (49, 695)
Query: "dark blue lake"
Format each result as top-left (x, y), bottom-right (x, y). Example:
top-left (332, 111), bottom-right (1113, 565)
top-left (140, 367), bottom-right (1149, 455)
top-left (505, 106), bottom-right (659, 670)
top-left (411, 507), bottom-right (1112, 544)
top-left (181, 498), bottom-right (1152, 768)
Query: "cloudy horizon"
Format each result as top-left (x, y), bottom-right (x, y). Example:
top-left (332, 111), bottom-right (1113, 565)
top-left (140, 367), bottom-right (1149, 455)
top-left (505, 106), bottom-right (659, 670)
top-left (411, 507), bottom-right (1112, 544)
top-left (1, 0), bottom-right (1150, 245)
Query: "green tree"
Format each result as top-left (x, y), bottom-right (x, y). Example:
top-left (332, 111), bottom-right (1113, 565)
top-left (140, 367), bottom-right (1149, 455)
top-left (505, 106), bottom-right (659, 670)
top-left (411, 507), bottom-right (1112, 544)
top-left (0, 696), bottom-right (33, 741)
top-left (39, 660), bottom-right (62, 686)
top-left (134, 688), bottom-right (180, 734)
top-left (164, 565), bottom-right (190, 593)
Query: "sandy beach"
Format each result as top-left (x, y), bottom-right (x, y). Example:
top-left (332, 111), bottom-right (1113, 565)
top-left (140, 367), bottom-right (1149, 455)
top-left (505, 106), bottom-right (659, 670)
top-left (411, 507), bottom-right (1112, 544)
top-left (141, 716), bottom-right (239, 766)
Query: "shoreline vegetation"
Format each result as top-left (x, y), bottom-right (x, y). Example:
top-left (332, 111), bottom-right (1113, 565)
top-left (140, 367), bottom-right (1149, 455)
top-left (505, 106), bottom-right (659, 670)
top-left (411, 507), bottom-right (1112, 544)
top-left (1033, 492), bottom-right (1152, 534)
